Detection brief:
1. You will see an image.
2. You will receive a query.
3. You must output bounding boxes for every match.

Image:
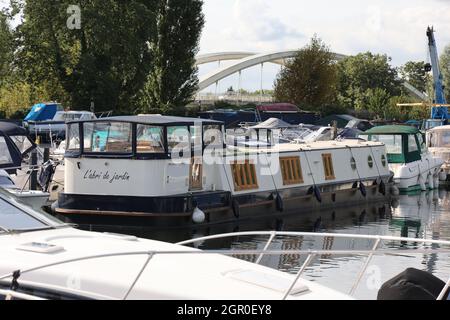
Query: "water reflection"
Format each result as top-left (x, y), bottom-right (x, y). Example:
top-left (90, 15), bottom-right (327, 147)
top-left (78, 190), bottom-right (450, 299)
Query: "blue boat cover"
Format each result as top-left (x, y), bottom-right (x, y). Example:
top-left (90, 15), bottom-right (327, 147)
top-left (24, 103), bottom-right (61, 122)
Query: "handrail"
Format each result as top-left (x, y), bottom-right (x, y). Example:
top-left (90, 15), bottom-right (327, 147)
top-left (176, 231), bottom-right (450, 246)
top-left (1, 232), bottom-right (449, 300)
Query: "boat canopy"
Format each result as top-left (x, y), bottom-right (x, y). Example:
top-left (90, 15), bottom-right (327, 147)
top-left (361, 125), bottom-right (425, 164)
top-left (249, 118), bottom-right (296, 130)
top-left (65, 115), bottom-right (224, 159)
top-left (24, 103), bottom-right (63, 122)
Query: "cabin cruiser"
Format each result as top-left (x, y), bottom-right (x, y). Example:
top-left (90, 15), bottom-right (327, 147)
top-left (0, 188), bottom-right (353, 300)
top-left (1, 189), bottom-right (449, 300)
top-left (0, 122), bottom-right (50, 208)
top-left (361, 125), bottom-right (444, 193)
top-left (427, 125), bottom-right (450, 184)
top-left (53, 114), bottom-right (393, 227)
top-left (24, 103), bottom-right (96, 145)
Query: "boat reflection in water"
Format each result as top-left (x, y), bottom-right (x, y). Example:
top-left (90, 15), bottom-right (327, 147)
top-left (78, 190), bottom-right (450, 300)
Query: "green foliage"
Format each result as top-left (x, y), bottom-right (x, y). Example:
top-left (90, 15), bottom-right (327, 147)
top-left (0, 12), bottom-right (13, 86)
top-left (273, 36), bottom-right (338, 115)
top-left (399, 61), bottom-right (428, 94)
top-left (441, 44), bottom-right (450, 102)
top-left (15, 0), bottom-right (159, 113)
top-left (138, 0), bottom-right (204, 116)
top-left (337, 52), bottom-right (402, 110)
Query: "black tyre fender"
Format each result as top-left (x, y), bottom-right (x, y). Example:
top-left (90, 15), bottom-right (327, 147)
top-left (314, 186), bottom-right (322, 203)
top-left (275, 193), bottom-right (284, 212)
top-left (359, 181), bottom-right (367, 197)
top-left (232, 199), bottom-right (240, 218)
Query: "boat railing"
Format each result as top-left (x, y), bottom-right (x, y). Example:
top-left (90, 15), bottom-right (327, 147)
top-left (1, 232), bottom-right (449, 300)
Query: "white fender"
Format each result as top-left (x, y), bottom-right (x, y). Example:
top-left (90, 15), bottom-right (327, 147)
top-left (418, 174), bottom-right (427, 192)
top-left (428, 173), bottom-right (434, 190)
top-left (439, 170), bottom-right (448, 181)
top-left (192, 207), bottom-right (206, 224)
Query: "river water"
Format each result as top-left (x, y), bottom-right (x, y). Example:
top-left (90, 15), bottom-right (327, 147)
top-left (80, 189), bottom-right (450, 300)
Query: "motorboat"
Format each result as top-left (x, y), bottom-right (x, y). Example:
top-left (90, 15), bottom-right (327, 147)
top-left (1, 189), bottom-right (448, 300)
top-left (0, 188), bottom-right (351, 300)
top-left (427, 125), bottom-right (450, 184)
top-left (0, 121), bottom-right (50, 208)
top-left (53, 114), bottom-right (393, 227)
top-left (361, 125), bottom-right (444, 193)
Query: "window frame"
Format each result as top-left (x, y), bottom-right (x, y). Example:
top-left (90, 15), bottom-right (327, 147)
top-left (231, 160), bottom-right (259, 191)
top-left (280, 156), bottom-right (304, 185)
top-left (322, 153), bottom-right (336, 181)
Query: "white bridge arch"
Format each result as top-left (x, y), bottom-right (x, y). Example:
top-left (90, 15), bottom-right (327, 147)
top-left (195, 50), bottom-right (427, 101)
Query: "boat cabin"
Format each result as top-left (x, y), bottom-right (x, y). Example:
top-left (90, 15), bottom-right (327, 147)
top-left (361, 125), bottom-right (426, 164)
top-left (65, 115), bottom-right (224, 159)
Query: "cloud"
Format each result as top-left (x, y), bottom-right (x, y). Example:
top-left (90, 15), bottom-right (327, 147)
top-left (221, 0), bottom-right (304, 50)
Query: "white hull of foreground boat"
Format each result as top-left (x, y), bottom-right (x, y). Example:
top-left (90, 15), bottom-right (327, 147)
top-left (390, 155), bottom-right (444, 193)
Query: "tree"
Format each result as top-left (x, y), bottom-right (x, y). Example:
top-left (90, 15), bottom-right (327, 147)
top-left (138, 0), bottom-right (204, 115)
top-left (15, 0), bottom-right (158, 113)
top-left (441, 44), bottom-right (450, 102)
top-left (337, 52), bottom-right (402, 110)
top-left (399, 61), bottom-right (428, 94)
top-left (273, 36), bottom-right (338, 115)
top-left (0, 11), bottom-right (13, 86)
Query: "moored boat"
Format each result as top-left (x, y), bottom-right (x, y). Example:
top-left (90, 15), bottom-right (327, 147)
top-left (427, 125), bottom-right (450, 184)
top-left (361, 125), bottom-right (444, 194)
top-left (53, 115), bottom-right (393, 227)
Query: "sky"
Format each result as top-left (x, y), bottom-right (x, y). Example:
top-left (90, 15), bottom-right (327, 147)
top-left (2, 0), bottom-right (450, 92)
top-left (199, 0), bottom-right (450, 92)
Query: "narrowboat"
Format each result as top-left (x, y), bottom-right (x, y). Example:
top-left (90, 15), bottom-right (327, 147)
top-left (361, 125), bottom-right (444, 193)
top-left (53, 115), bottom-right (393, 227)
top-left (427, 125), bottom-right (450, 184)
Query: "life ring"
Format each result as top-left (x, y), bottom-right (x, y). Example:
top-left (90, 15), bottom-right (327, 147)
top-left (232, 199), bottom-right (240, 218)
top-left (275, 193), bottom-right (284, 212)
top-left (359, 181), bottom-right (367, 197)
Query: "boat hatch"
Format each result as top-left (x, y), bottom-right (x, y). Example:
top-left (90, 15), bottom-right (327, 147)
top-left (17, 242), bottom-right (65, 254)
top-left (224, 269), bottom-right (309, 296)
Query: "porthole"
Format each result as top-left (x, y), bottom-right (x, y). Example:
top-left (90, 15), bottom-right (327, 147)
top-left (381, 155), bottom-right (387, 167)
top-left (350, 157), bottom-right (357, 170)
top-left (368, 156), bottom-right (374, 168)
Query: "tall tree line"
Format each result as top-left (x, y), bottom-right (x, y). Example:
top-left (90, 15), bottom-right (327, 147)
top-left (0, 0), bottom-right (204, 117)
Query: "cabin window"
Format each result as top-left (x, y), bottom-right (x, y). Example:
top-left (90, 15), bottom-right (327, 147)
top-left (167, 126), bottom-right (190, 153)
top-left (66, 124), bottom-right (80, 151)
top-left (368, 156), bottom-right (374, 168)
top-left (381, 155), bottom-right (387, 167)
top-left (0, 137), bottom-right (12, 165)
top-left (136, 125), bottom-right (164, 153)
top-left (430, 131), bottom-right (450, 148)
top-left (417, 134), bottom-right (427, 152)
top-left (280, 157), bottom-right (304, 185)
top-left (204, 125), bottom-right (223, 148)
top-left (322, 154), bottom-right (335, 180)
top-left (231, 161), bottom-right (258, 191)
top-left (370, 135), bottom-right (402, 154)
top-left (408, 135), bottom-right (419, 152)
top-left (84, 122), bottom-right (132, 153)
top-left (189, 157), bottom-right (203, 190)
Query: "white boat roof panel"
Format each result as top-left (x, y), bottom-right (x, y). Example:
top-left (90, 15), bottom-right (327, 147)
top-left (67, 115), bottom-right (223, 126)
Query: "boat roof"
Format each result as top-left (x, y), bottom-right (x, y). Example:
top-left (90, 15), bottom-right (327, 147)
top-left (428, 125), bottom-right (450, 132)
top-left (362, 125), bottom-right (420, 135)
top-left (67, 115), bottom-right (223, 126)
top-left (249, 118), bottom-right (297, 129)
top-left (0, 121), bottom-right (28, 136)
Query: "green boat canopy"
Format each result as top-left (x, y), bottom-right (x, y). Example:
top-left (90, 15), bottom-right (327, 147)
top-left (361, 125), bottom-right (420, 135)
top-left (361, 125), bottom-right (424, 164)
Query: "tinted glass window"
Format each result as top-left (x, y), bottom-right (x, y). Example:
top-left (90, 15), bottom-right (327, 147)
top-left (167, 126), bottom-right (190, 152)
top-left (67, 124), bottom-right (80, 151)
top-left (0, 198), bottom-right (47, 231)
top-left (84, 122), bottom-right (132, 153)
top-left (371, 135), bottom-right (402, 154)
top-left (136, 125), bottom-right (165, 153)
top-left (408, 135), bottom-right (418, 152)
top-left (0, 137), bottom-right (13, 165)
